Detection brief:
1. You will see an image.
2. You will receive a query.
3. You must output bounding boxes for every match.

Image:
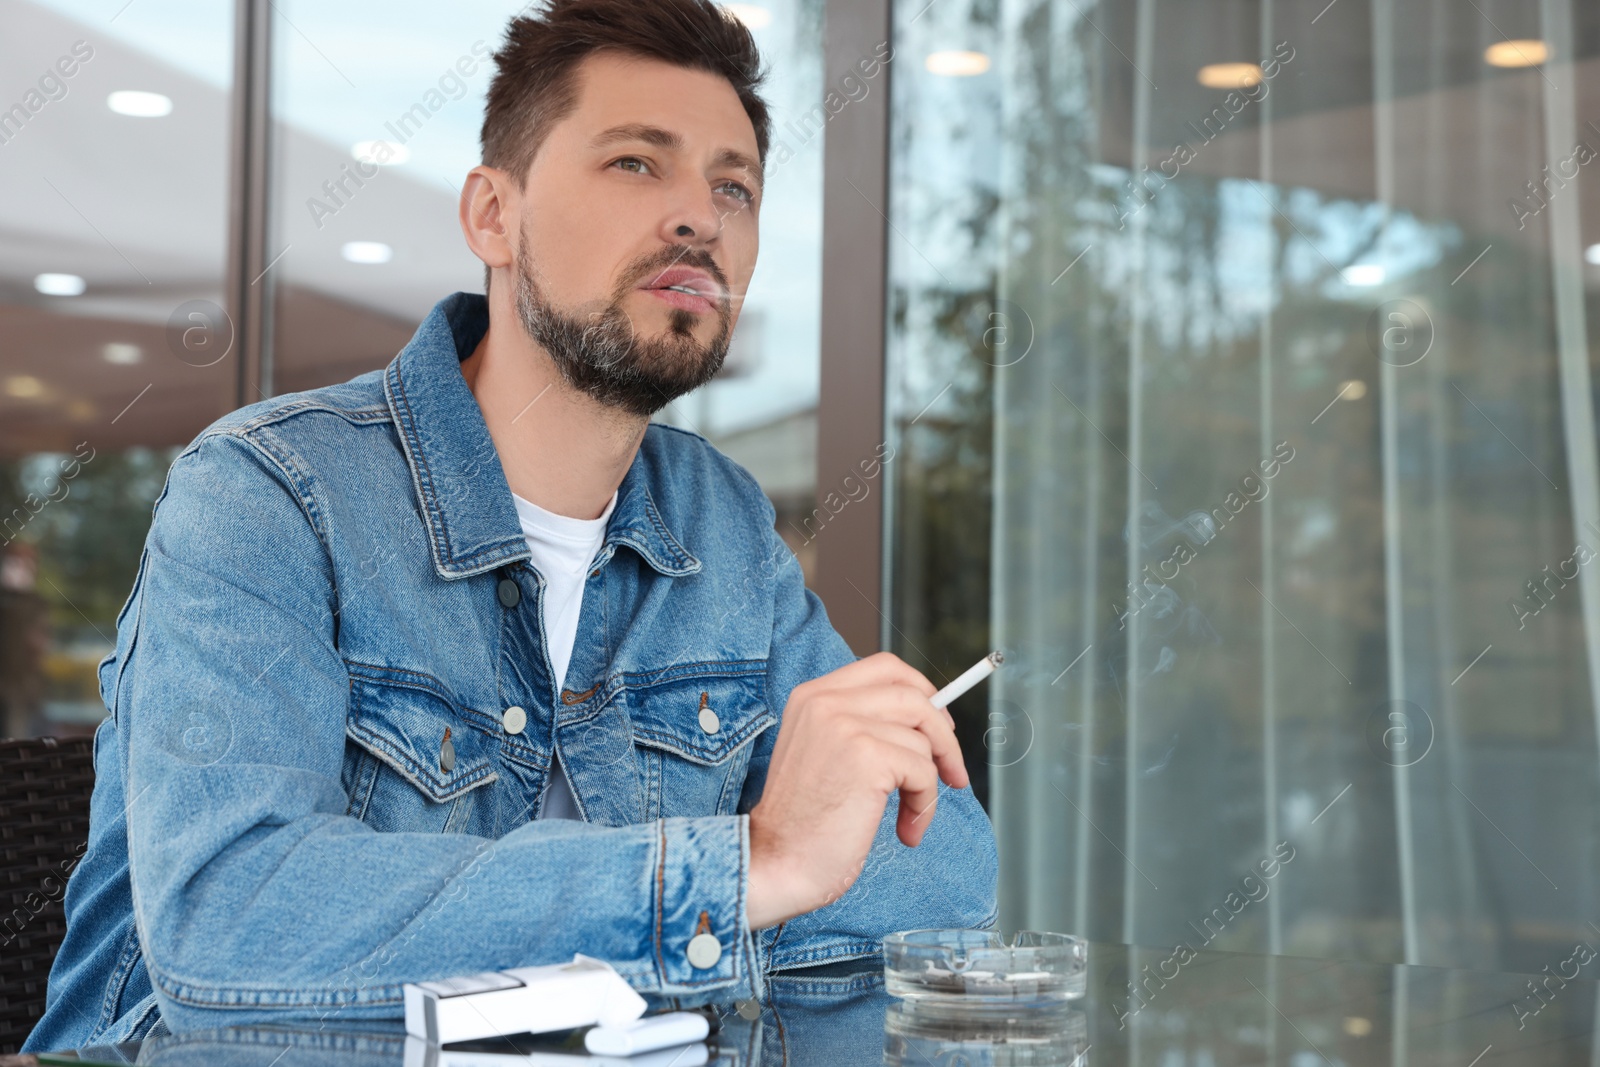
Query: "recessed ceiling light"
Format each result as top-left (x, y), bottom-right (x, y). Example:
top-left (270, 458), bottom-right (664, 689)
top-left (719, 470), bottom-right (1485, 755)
top-left (1340, 379), bottom-right (1368, 401)
top-left (351, 140), bottom-right (410, 166)
top-left (1197, 62), bottom-right (1264, 88)
top-left (724, 3), bottom-right (772, 29)
top-left (1584, 243), bottom-right (1600, 265)
top-left (341, 241), bottom-right (393, 265)
top-left (1343, 1016), bottom-right (1373, 1037)
top-left (1341, 264), bottom-right (1386, 287)
top-left (35, 273), bottom-right (86, 296)
top-left (1484, 39), bottom-right (1547, 67)
top-left (107, 90), bottom-right (173, 117)
top-left (102, 342), bottom-right (143, 365)
top-left (925, 50), bottom-right (991, 76)
top-left (5, 375), bottom-right (45, 399)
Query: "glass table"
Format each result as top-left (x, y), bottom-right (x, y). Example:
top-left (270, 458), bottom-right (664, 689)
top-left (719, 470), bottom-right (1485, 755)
top-left (18, 938), bottom-right (1598, 1065)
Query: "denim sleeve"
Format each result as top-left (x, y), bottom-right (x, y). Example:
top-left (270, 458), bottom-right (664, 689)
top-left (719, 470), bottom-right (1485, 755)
top-left (116, 432), bottom-right (761, 1034)
top-left (735, 497), bottom-right (999, 973)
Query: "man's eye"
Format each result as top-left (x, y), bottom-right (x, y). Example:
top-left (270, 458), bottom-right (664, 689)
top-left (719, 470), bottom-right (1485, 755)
top-left (717, 181), bottom-right (753, 204)
top-left (612, 157), bottom-right (651, 175)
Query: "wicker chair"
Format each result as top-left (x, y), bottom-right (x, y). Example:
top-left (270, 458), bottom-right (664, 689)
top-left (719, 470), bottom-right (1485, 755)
top-left (0, 736), bottom-right (96, 1056)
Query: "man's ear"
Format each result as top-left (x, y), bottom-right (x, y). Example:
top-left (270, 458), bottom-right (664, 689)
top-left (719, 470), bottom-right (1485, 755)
top-left (459, 164), bottom-right (516, 276)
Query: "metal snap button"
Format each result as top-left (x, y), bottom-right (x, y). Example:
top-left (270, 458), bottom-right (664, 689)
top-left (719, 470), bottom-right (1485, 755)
top-left (686, 932), bottom-right (722, 969)
top-left (696, 691), bottom-right (719, 734)
top-left (440, 728), bottom-right (456, 773)
top-left (736, 998), bottom-right (761, 1020)
top-left (496, 577), bottom-right (521, 608)
top-left (502, 706), bottom-right (527, 735)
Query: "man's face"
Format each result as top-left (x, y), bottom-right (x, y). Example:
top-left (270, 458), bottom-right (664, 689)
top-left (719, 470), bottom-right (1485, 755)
top-left (512, 51), bottom-right (762, 417)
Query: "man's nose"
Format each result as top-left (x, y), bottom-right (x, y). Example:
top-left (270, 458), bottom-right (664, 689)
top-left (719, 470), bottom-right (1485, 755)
top-left (659, 181), bottom-right (724, 246)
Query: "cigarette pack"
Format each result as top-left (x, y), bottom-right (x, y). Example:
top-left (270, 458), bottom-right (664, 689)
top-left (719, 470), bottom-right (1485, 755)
top-left (403, 954), bottom-right (646, 1045)
top-left (403, 1034), bottom-right (709, 1067)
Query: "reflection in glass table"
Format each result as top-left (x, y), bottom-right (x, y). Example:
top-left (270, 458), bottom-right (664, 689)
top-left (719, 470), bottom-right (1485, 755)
top-left (25, 939), bottom-right (1599, 1066)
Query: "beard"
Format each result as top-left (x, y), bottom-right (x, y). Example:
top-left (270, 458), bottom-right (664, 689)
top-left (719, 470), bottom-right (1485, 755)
top-left (513, 239), bottom-right (733, 418)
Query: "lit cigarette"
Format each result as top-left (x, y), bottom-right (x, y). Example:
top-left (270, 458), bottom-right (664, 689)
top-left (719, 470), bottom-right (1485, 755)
top-left (930, 650), bottom-right (1005, 709)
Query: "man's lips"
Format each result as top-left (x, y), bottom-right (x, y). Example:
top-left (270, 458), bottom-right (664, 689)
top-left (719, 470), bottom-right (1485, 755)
top-left (636, 266), bottom-right (723, 314)
top-left (642, 287), bottom-right (716, 314)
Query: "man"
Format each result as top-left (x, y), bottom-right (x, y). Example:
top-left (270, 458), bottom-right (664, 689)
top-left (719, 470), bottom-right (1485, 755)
top-left (25, 0), bottom-right (996, 1052)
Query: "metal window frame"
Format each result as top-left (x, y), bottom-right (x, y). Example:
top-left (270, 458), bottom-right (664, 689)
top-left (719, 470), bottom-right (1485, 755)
top-left (817, 0), bottom-right (893, 655)
top-left (225, 0), bottom-right (274, 411)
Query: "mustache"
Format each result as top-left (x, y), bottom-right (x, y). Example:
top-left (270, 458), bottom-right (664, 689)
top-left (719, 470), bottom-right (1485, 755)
top-left (623, 248), bottom-right (731, 303)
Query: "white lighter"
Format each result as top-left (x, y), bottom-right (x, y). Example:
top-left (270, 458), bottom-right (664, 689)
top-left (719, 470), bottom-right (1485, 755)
top-left (584, 1011), bottom-right (711, 1056)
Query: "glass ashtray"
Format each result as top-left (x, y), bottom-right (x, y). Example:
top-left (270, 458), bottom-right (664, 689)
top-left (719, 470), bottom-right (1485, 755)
top-left (883, 929), bottom-right (1087, 1004)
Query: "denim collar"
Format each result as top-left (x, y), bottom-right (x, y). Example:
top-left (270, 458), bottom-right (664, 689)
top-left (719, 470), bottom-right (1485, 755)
top-left (383, 291), bottom-right (701, 581)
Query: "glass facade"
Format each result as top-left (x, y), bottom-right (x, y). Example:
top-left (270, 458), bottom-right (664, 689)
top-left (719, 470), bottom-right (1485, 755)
top-left (1, 0), bottom-right (234, 739)
top-left (887, 0), bottom-right (1600, 973)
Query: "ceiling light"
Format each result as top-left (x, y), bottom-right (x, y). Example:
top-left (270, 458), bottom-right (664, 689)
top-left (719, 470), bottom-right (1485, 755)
top-left (1343, 1016), bottom-right (1373, 1037)
top-left (1340, 379), bottom-right (1368, 401)
top-left (35, 273), bottom-right (86, 296)
top-left (1484, 39), bottom-right (1548, 67)
top-left (351, 140), bottom-right (410, 166)
top-left (1197, 62), bottom-right (1264, 89)
top-left (1341, 264), bottom-right (1386, 287)
top-left (102, 342), bottom-right (143, 365)
top-left (724, 4), bottom-right (772, 29)
top-left (341, 241), bottom-right (393, 265)
top-left (925, 50), bottom-right (991, 76)
top-left (5, 376), bottom-right (45, 399)
top-left (1584, 243), bottom-right (1600, 265)
top-left (107, 90), bottom-right (173, 117)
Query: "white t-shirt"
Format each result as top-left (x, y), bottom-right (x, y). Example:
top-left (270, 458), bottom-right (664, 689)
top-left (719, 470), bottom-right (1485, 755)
top-left (511, 488), bottom-right (617, 820)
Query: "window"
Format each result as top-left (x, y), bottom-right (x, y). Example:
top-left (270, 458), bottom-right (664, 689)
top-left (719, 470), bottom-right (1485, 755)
top-left (887, 0), bottom-right (1600, 973)
top-left (1, 0), bottom-right (234, 739)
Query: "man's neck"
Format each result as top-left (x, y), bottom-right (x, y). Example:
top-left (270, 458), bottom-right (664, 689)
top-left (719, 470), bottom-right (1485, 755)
top-left (459, 289), bottom-right (647, 522)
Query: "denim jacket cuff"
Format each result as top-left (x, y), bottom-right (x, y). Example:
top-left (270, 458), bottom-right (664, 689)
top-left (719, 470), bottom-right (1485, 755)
top-left (652, 815), bottom-right (761, 1000)
top-left (739, 813), bottom-right (769, 1005)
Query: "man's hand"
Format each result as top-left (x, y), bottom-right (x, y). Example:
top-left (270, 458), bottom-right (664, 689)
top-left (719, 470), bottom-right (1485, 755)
top-left (745, 652), bottom-right (969, 929)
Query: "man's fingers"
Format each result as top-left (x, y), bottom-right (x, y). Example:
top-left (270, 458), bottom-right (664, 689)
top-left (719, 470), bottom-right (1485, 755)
top-left (897, 790), bottom-right (939, 847)
top-left (877, 742), bottom-right (941, 847)
top-left (808, 651), bottom-right (938, 700)
top-left (856, 718), bottom-right (934, 760)
top-left (854, 686), bottom-right (970, 789)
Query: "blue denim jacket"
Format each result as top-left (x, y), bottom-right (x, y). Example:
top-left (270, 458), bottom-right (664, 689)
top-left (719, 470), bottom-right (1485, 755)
top-left (25, 292), bottom-right (997, 1054)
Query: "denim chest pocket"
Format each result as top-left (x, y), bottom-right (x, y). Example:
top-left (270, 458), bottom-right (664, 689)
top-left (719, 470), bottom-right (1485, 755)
top-left (343, 665), bottom-right (498, 835)
top-left (623, 663), bottom-right (772, 819)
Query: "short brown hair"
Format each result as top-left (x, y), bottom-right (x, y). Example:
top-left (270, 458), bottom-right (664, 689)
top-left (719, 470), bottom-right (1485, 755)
top-left (481, 0), bottom-right (770, 186)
